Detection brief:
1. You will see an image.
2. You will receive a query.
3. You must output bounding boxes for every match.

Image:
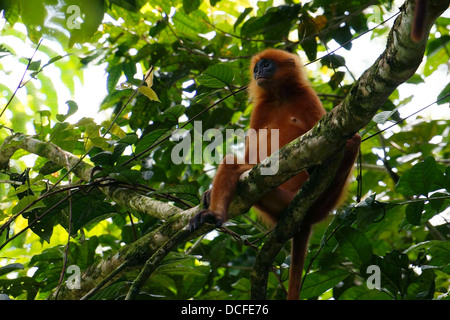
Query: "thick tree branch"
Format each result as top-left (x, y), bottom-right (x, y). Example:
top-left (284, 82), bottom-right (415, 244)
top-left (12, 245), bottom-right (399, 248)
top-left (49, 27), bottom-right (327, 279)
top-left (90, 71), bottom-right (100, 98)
top-left (0, 134), bottom-right (182, 220)
top-left (250, 152), bottom-right (344, 299)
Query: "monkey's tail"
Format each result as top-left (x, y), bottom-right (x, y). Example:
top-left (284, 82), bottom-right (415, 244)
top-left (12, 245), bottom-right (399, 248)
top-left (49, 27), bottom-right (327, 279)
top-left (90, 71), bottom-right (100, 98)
top-left (287, 224), bottom-right (312, 300)
top-left (411, 0), bottom-right (427, 42)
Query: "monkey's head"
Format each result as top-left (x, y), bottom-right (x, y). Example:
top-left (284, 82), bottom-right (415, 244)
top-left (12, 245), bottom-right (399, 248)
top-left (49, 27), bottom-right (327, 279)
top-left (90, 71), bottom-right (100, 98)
top-left (249, 49), bottom-right (306, 93)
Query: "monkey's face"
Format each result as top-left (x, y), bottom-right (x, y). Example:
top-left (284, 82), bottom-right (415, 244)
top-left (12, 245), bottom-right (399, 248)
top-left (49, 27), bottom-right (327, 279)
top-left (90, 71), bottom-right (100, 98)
top-left (253, 58), bottom-right (277, 88)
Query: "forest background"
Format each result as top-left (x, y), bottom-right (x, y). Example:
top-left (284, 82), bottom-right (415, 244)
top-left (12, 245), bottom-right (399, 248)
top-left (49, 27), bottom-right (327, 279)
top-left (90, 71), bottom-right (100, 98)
top-left (0, 0), bottom-right (449, 300)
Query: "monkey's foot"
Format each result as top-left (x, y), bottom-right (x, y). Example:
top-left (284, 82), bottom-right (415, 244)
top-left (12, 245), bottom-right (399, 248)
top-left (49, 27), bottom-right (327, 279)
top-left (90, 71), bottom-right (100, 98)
top-left (189, 209), bottom-right (223, 231)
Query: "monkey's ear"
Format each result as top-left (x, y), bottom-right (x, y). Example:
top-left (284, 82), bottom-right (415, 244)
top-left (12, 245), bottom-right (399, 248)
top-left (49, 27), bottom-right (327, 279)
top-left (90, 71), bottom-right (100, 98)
top-left (286, 58), bottom-right (296, 67)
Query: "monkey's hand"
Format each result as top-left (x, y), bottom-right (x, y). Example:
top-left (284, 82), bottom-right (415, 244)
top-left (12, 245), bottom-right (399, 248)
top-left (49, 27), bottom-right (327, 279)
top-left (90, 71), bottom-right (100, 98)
top-left (189, 209), bottom-right (223, 231)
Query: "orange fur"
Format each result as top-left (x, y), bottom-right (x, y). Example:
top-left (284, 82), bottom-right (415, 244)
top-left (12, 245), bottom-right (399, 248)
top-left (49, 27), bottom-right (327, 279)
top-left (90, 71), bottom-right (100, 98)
top-left (189, 49), bottom-right (360, 300)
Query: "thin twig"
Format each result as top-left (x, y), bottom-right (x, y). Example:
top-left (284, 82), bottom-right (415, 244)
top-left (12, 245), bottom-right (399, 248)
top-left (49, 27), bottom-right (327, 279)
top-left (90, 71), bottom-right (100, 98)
top-left (0, 39), bottom-right (43, 119)
top-left (362, 93), bottom-right (450, 143)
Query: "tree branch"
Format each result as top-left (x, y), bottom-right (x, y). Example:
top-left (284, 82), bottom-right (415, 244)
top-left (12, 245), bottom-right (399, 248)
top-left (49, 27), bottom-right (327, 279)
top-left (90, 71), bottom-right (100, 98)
top-left (250, 152), bottom-right (344, 299)
top-left (0, 134), bottom-right (182, 220)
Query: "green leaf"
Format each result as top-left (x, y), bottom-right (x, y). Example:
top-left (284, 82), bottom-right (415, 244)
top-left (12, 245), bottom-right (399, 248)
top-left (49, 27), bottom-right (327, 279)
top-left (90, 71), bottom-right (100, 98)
top-left (0, 277), bottom-right (39, 300)
top-left (406, 74), bottom-right (425, 84)
top-left (301, 268), bottom-right (349, 299)
top-left (372, 107), bottom-right (401, 125)
top-left (406, 269), bottom-right (435, 300)
top-left (22, 208), bottom-right (54, 243)
top-left (426, 35), bottom-right (450, 57)
top-left (50, 122), bottom-right (78, 152)
top-left (107, 65), bottom-right (123, 93)
top-left (41, 55), bottom-right (65, 70)
top-left (332, 25), bottom-right (352, 50)
top-left (429, 192), bottom-right (449, 212)
top-left (0, 263), bottom-right (24, 277)
top-left (12, 195), bottom-right (41, 213)
top-left (1, 0), bottom-right (20, 26)
top-left (158, 105), bottom-right (185, 122)
top-left (234, 7), bottom-right (252, 31)
top-left (110, 169), bottom-right (143, 185)
top-left (329, 71), bottom-right (345, 90)
top-left (0, 44), bottom-right (12, 56)
top-left (151, 183), bottom-right (200, 206)
top-left (437, 82), bottom-right (450, 104)
top-left (339, 286), bottom-right (393, 300)
top-left (373, 251), bottom-right (410, 296)
top-left (405, 240), bottom-right (450, 267)
top-left (135, 129), bottom-right (170, 156)
top-left (300, 37), bottom-right (317, 61)
top-left (68, 0), bottom-right (105, 47)
top-left (232, 278), bottom-right (251, 291)
top-left (321, 54), bottom-right (346, 68)
top-left (335, 227), bottom-right (373, 268)
top-left (298, 14), bottom-right (321, 61)
top-left (197, 64), bottom-right (234, 88)
top-left (355, 194), bottom-right (386, 231)
top-left (241, 5), bottom-right (301, 41)
top-left (90, 280), bottom-right (128, 300)
top-left (39, 161), bottom-right (64, 175)
top-left (149, 20), bottom-right (167, 37)
top-left (396, 157), bottom-right (443, 197)
top-left (405, 201), bottom-right (424, 226)
top-left (183, 0), bottom-right (201, 14)
top-left (91, 151), bottom-right (113, 165)
top-left (172, 10), bottom-right (209, 39)
top-left (56, 100), bottom-right (78, 122)
top-left (28, 60), bottom-right (41, 71)
top-left (117, 133), bottom-right (139, 146)
top-left (54, 191), bottom-right (115, 235)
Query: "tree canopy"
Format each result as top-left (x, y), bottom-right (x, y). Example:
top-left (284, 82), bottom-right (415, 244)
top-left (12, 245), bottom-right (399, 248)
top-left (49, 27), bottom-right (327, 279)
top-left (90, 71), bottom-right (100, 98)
top-left (0, 0), bottom-right (449, 301)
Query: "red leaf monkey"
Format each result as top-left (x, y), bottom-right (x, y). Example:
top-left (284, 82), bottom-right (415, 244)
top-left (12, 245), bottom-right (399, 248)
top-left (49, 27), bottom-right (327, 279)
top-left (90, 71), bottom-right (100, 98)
top-left (189, 49), bottom-right (361, 300)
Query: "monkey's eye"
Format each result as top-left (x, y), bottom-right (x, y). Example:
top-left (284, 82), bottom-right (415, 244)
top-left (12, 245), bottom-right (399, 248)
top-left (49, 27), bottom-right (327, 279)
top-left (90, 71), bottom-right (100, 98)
top-left (263, 61), bottom-right (270, 68)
